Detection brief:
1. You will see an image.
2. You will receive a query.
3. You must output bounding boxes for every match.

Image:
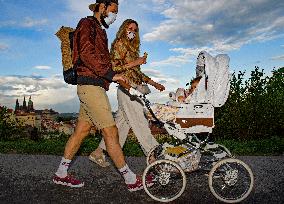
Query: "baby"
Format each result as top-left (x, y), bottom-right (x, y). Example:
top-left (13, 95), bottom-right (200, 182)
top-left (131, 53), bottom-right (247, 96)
top-left (148, 76), bottom-right (202, 122)
top-left (170, 76), bottom-right (202, 103)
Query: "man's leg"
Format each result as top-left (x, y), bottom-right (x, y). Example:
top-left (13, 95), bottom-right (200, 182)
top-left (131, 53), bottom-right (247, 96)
top-left (102, 124), bottom-right (149, 191)
top-left (90, 107), bottom-right (130, 167)
top-left (101, 125), bottom-right (125, 168)
top-left (53, 119), bottom-right (91, 187)
top-left (64, 120), bottom-right (92, 159)
top-left (77, 85), bottom-right (147, 191)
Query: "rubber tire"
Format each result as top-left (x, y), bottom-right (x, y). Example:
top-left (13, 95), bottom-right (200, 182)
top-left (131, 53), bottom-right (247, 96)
top-left (142, 159), bottom-right (187, 203)
top-left (208, 158), bottom-right (254, 203)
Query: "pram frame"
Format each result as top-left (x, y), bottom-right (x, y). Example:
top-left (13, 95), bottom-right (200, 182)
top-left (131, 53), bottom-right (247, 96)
top-left (128, 89), bottom-right (254, 203)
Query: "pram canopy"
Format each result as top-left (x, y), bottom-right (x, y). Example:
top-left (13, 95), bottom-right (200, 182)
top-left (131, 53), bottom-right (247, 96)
top-left (191, 51), bottom-right (230, 107)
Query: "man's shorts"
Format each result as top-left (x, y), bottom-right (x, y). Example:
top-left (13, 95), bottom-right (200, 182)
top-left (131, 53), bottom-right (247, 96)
top-left (77, 85), bottom-right (115, 130)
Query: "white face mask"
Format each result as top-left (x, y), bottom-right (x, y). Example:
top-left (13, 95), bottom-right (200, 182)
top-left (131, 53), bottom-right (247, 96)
top-left (104, 12), bottom-right (117, 26)
top-left (127, 31), bottom-right (136, 40)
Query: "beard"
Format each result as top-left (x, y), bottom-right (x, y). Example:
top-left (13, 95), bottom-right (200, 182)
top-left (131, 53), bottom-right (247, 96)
top-left (100, 15), bottom-right (109, 29)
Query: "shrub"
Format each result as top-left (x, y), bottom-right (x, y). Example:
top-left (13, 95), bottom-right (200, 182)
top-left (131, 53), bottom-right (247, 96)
top-left (213, 67), bottom-right (284, 140)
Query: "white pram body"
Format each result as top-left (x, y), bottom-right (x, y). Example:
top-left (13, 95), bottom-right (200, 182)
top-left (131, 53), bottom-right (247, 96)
top-left (156, 51), bottom-right (230, 135)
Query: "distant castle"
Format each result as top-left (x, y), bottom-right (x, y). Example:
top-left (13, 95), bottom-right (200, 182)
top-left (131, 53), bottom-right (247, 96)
top-left (15, 96), bottom-right (34, 113)
top-left (13, 96), bottom-right (59, 130)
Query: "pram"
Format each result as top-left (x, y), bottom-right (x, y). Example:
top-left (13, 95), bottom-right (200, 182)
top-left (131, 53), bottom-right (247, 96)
top-left (126, 51), bottom-right (254, 203)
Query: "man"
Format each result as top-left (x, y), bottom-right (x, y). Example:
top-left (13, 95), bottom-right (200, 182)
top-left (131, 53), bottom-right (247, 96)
top-left (53, 0), bottom-right (149, 192)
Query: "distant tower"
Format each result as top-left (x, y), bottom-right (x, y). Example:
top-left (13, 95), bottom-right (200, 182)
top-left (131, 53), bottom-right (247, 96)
top-left (28, 96), bottom-right (34, 111)
top-left (23, 96), bottom-right (27, 111)
top-left (15, 99), bottom-right (20, 112)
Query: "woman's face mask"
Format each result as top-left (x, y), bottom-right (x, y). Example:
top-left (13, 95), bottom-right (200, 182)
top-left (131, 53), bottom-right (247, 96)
top-left (127, 30), bottom-right (136, 40)
top-left (104, 12), bottom-right (117, 26)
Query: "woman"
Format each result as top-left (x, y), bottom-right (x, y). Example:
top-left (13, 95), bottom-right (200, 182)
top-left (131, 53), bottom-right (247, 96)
top-left (89, 19), bottom-right (165, 167)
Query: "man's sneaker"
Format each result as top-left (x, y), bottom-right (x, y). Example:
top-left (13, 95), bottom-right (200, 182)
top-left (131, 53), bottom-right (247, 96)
top-left (53, 175), bottom-right (84, 188)
top-left (127, 176), bottom-right (144, 192)
top-left (145, 174), bottom-right (155, 187)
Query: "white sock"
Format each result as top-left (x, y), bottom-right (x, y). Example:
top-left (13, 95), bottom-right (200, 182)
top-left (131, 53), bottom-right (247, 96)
top-left (119, 164), bottom-right (137, 184)
top-left (55, 157), bottom-right (71, 178)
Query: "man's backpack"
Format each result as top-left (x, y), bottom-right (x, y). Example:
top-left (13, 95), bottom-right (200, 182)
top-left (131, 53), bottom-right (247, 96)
top-left (55, 26), bottom-right (77, 85)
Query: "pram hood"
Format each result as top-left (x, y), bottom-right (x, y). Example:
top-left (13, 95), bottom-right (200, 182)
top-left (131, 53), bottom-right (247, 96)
top-left (190, 51), bottom-right (230, 107)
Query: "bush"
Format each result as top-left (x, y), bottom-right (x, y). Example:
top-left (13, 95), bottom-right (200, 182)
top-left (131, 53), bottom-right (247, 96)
top-left (213, 67), bottom-right (284, 140)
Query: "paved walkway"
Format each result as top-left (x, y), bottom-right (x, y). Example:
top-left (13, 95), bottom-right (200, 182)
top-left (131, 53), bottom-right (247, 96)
top-left (0, 154), bottom-right (283, 204)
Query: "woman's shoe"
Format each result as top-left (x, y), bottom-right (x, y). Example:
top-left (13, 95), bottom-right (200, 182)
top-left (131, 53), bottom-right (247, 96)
top-left (89, 151), bottom-right (110, 167)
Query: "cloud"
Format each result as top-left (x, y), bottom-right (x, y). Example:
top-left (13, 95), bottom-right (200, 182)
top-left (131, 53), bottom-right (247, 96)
top-left (0, 17), bottom-right (48, 28)
top-left (34, 65), bottom-right (52, 70)
top-left (0, 74), bottom-right (120, 113)
top-left (143, 68), bottom-right (179, 85)
top-left (0, 43), bottom-right (8, 51)
top-left (270, 55), bottom-right (284, 61)
top-left (21, 17), bottom-right (48, 28)
top-left (0, 75), bottom-right (77, 112)
top-left (143, 0), bottom-right (284, 51)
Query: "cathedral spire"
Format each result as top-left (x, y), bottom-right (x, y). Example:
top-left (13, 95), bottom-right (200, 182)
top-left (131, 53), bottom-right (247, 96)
top-left (23, 96), bottom-right (27, 110)
top-left (28, 95), bottom-right (34, 111)
top-left (15, 99), bottom-right (19, 111)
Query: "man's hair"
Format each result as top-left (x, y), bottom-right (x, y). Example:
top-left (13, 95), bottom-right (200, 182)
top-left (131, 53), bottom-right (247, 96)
top-left (92, 0), bottom-right (118, 12)
top-left (97, 0), bottom-right (118, 4)
top-left (110, 19), bottom-right (140, 59)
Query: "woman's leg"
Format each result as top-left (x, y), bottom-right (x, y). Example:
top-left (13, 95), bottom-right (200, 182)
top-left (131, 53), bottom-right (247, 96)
top-left (117, 87), bottom-right (159, 155)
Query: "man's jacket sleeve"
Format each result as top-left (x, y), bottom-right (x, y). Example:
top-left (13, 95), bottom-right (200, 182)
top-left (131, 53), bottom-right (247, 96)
top-left (77, 19), bottom-right (115, 81)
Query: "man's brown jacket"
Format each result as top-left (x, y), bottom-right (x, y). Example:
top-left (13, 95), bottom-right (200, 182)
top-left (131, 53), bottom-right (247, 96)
top-left (72, 16), bottom-right (115, 90)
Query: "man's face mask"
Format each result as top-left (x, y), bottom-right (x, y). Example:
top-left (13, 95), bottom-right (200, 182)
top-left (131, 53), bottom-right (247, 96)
top-left (104, 12), bottom-right (117, 26)
top-left (100, 4), bottom-right (117, 29)
top-left (127, 31), bottom-right (136, 40)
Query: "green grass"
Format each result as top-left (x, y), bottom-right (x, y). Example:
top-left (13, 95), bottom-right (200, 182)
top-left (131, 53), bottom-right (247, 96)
top-left (0, 134), bottom-right (283, 156)
top-left (217, 136), bottom-right (284, 156)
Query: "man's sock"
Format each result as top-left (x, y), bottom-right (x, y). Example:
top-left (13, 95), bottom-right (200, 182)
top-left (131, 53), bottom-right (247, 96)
top-left (119, 164), bottom-right (137, 184)
top-left (55, 157), bottom-right (71, 178)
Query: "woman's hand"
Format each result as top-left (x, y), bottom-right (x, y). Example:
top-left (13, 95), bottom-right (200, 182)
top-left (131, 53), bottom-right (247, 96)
top-left (154, 82), bottom-right (165, 92)
top-left (134, 56), bottom-right (147, 66)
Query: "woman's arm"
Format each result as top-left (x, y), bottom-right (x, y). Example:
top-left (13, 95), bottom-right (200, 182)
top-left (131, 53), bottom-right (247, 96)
top-left (146, 78), bottom-right (165, 92)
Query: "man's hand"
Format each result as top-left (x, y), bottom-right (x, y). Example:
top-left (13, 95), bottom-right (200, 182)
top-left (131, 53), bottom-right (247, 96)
top-left (113, 73), bottom-right (127, 82)
top-left (113, 74), bottom-right (131, 90)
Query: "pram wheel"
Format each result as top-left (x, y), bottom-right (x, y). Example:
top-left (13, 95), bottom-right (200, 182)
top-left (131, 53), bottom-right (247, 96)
top-left (142, 159), bottom-right (186, 203)
top-left (208, 158), bottom-right (254, 203)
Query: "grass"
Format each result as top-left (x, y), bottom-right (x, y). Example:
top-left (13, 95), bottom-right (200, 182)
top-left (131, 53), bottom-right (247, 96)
top-left (0, 133), bottom-right (283, 156)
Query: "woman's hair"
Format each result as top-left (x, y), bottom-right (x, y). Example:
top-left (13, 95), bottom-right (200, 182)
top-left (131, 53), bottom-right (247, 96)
top-left (110, 19), bottom-right (140, 58)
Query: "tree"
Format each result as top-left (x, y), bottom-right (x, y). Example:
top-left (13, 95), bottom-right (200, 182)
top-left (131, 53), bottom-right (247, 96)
top-left (0, 106), bottom-right (22, 140)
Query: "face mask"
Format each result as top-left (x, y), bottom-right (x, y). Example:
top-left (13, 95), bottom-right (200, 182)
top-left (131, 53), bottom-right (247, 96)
top-left (127, 31), bottom-right (136, 40)
top-left (104, 12), bottom-right (117, 26)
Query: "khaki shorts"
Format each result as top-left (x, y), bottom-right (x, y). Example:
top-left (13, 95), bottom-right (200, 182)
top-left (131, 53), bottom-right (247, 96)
top-left (77, 85), bottom-right (115, 130)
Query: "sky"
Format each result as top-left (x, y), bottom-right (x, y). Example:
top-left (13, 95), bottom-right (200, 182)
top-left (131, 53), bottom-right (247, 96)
top-left (0, 0), bottom-right (283, 113)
